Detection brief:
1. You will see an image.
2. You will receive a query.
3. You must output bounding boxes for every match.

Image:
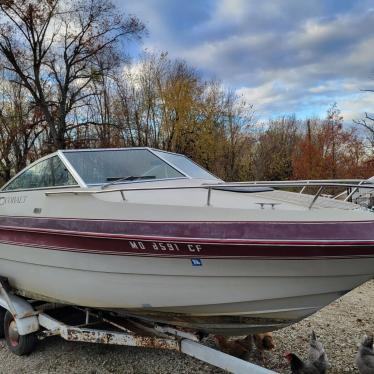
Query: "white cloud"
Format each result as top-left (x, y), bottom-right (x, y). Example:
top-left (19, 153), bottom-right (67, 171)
top-left (339, 92), bottom-right (374, 122)
top-left (214, 0), bottom-right (250, 23)
top-left (115, 0), bottom-right (374, 122)
top-left (237, 81), bottom-right (285, 107)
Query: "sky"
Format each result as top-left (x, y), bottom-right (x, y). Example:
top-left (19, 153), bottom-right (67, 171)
top-left (114, 0), bottom-right (374, 123)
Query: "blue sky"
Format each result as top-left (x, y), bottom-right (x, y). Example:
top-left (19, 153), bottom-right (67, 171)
top-left (114, 0), bottom-right (374, 123)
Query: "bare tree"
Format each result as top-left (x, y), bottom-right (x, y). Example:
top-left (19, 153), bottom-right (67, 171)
top-left (354, 117), bottom-right (374, 151)
top-left (109, 52), bottom-right (256, 180)
top-left (0, 74), bottom-right (45, 182)
top-left (0, 0), bottom-right (145, 149)
top-left (252, 116), bottom-right (300, 180)
top-left (353, 87), bottom-right (374, 152)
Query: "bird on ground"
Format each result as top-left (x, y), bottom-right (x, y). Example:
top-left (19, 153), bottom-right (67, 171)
top-left (356, 334), bottom-right (374, 374)
top-left (214, 333), bottom-right (275, 361)
top-left (284, 352), bottom-right (322, 374)
top-left (235, 334), bottom-right (253, 352)
top-left (253, 332), bottom-right (275, 361)
top-left (214, 335), bottom-right (251, 359)
top-left (284, 331), bottom-right (329, 374)
top-left (253, 332), bottom-right (275, 351)
top-left (308, 331), bottom-right (330, 373)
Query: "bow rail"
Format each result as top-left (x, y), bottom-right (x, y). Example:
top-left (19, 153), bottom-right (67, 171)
top-left (45, 179), bottom-right (374, 210)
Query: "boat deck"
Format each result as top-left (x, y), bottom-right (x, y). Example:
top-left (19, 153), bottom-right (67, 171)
top-left (253, 190), bottom-right (358, 210)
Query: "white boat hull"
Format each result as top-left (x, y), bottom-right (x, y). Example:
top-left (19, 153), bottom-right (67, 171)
top-left (1, 242), bottom-right (373, 334)
top-left (1, 158), bottom-right (374, 335)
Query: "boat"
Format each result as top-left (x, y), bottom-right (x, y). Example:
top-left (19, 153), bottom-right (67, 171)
top-left (0, 147), bottom-right (374, 336)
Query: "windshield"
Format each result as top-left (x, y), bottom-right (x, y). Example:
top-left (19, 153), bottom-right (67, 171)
top-left (63, 149), bottom-right (184, 185)
top-left (3, 155), bottom-right (77, 191)
top-left (153, 151), bottom-right (218, 180)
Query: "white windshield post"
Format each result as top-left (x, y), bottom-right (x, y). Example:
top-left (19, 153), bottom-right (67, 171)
top-left (57, 151), bottom-right (87, 188)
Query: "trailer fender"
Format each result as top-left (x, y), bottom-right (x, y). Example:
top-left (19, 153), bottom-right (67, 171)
top-left (0, 284), bottom-right (39, 335)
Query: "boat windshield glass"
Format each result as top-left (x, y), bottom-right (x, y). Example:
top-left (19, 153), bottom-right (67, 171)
top-left (3, 156), bottom-right (78, 191)
top-left (63, 149), bottom-right (184, 185)
top-left (153, 150), bottom-right (218, 180)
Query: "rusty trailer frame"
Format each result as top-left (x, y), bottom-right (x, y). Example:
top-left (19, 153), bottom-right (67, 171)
top-left (0, 278), bottom-right (276, 374)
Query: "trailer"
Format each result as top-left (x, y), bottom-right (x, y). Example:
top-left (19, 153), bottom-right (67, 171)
top-left (0, 277), bottom-right (276, 374)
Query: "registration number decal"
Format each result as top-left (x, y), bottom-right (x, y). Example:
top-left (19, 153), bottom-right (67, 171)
top-left (129, 240), bottom-right (203, 253)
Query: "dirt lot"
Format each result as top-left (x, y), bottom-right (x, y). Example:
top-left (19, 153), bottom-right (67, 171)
top-left (0, 280), bottom-right (373, 374)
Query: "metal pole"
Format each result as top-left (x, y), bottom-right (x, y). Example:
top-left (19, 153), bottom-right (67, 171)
top-left (207, 187), bottom-right (212, 206)
top-left (344, 180), bottom-right (364, 202)
top-left (181, 339), bottom-right (276, 374)
top-left (309, 186), bottom-right (324, 210)
top-left (120, 191), bottom-right (126, 201)
top-left (299, 180), bottom-right (309, 194)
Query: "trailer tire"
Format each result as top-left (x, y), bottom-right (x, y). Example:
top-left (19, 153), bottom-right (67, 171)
top-left (4, 311), bottom-right (37, 355)
top-left (0, 308), bottom-right (5, 338)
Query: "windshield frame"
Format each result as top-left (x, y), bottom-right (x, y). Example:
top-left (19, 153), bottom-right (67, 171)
top-left (0, 151), bottom-right (84, 192)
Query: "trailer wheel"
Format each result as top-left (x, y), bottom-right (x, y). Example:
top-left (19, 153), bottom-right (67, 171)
top-left (4, 311), bottom-right (37, 355)
top-left (0, 308), bottom-right (5, 338)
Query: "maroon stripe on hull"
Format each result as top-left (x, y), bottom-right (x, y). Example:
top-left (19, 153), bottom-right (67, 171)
top-left (1, 216), bottom-right (374, 242)
top-left (1, 225), bottom-right (374, 258)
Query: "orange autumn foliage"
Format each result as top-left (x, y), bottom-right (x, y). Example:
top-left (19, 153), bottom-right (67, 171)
top-left (292, 118), bottom-right (366, 180)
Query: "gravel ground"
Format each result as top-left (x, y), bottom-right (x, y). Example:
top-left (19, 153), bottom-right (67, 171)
top-left (0, 280), bottom-right (373, 374)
